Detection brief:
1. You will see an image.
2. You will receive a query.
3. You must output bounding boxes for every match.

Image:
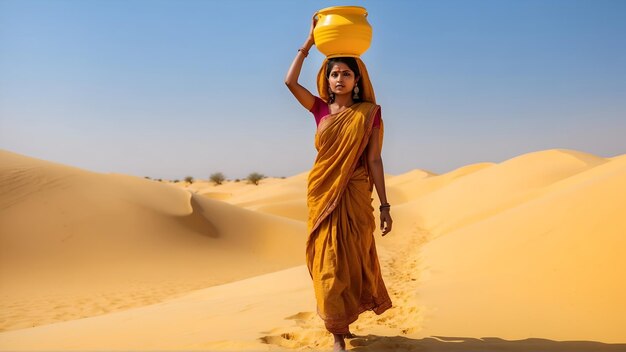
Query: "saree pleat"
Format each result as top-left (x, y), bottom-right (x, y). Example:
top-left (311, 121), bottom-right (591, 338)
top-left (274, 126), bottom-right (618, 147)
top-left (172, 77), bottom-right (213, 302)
top-left (306, 101), bottom-right (392, 334)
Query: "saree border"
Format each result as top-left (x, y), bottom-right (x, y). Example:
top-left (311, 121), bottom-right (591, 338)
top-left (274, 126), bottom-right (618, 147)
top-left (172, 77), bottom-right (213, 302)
top-left (318, 294), bottom-right (393, 334)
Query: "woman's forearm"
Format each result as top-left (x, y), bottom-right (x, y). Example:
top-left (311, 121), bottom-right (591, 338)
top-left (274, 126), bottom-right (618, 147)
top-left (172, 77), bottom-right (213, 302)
top-left (284, 38), bottom-right (314, 86)
top-left (367, 158), bottom-right (388, 204)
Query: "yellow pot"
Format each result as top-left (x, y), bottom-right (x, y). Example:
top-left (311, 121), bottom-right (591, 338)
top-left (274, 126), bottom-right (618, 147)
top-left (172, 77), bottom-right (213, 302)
top-left (313, 6), bottom-right (372, 58)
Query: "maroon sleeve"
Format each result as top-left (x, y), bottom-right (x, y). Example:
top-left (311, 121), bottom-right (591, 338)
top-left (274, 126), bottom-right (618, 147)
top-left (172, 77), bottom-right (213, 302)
top-left (373, 106), bottom-right (381, 128)
top-left (309, 96), bottom-right (323, 114)
top-left (309, 96), bottom-right (328, 126)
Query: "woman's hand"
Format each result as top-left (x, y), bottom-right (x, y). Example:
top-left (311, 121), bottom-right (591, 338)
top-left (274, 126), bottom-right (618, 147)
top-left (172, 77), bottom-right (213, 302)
top-left (380, 209), bottom-right (393, 236)
top-left (308, 13), bottom-right (318, 44)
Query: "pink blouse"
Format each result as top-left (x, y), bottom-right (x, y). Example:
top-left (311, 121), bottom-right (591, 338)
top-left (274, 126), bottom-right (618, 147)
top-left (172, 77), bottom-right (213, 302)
top-left (309, 96), bottom-right (381, 129)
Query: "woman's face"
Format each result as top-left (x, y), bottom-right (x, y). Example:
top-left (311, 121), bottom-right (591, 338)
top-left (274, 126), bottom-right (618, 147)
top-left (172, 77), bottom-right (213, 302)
top-left (328, 62), bottom-right (359, 96)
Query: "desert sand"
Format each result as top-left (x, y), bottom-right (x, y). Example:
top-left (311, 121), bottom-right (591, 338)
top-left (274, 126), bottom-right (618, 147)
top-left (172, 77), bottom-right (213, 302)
top-left (1, 148), bottom-right (625, 351)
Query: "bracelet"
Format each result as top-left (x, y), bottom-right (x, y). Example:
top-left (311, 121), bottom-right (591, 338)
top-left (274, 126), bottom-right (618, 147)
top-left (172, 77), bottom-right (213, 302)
top-left (379, 203), bottom-right (391, 211)
top-left (297, 47), bottom-right (309, 58)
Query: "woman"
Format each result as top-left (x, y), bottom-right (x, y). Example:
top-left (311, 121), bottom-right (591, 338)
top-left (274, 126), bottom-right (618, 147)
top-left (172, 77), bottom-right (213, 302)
top-left (284, 16), bottom-right (393, 352)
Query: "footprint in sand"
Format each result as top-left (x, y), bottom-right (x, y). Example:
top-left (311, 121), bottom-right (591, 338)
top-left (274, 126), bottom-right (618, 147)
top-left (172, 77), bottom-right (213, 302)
top-left (259, 315), bottom-right (330, 349)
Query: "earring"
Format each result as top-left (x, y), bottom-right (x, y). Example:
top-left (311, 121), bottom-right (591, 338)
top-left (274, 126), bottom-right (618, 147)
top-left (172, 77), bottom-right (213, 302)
top-left (328, 87), bottom-right (335, 103)
top-left (353, 86), bottom-right (360, 99)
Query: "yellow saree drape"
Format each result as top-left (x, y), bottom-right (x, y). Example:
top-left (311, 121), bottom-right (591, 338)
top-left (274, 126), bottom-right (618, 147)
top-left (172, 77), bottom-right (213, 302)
top-left (305, 57), bottom-right (392, 334)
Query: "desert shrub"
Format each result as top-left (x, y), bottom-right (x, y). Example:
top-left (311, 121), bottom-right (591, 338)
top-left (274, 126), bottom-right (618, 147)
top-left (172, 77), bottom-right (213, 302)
top-left (246, 172), bottom-right (265, 185)
top-left (209, 172), bottom-right (225, 185)
top-left (184, 176), bottom-right (194, 184)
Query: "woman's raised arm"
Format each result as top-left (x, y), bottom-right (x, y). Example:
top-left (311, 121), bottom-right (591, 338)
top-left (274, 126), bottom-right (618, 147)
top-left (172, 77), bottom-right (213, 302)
top-left (284, 16), bottom-right (317, 111)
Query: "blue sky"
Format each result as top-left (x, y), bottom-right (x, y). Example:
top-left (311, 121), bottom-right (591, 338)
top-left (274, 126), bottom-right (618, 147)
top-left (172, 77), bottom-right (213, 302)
top-left (1, 0), bottom-right (625, 180)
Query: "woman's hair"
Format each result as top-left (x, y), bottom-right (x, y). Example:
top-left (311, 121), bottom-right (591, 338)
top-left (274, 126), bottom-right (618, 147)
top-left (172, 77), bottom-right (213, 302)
top-left (326, 57), bottom-right (362, 103)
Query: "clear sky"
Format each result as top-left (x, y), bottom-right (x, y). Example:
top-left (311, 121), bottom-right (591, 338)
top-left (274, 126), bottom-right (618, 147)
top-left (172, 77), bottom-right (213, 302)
top-left (1, 0), bottom-right (625, 180)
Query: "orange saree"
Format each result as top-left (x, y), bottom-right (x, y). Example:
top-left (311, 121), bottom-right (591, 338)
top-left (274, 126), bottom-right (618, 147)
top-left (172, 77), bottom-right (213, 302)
top-left (305, 57), bottom-right (392, 334)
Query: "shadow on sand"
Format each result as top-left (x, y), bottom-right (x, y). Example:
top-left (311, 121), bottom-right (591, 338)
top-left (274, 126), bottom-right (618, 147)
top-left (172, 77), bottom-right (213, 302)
top-left (174, 193), bottom-right (220, 238)
top-left (349, 334), bottom-right (626, 351)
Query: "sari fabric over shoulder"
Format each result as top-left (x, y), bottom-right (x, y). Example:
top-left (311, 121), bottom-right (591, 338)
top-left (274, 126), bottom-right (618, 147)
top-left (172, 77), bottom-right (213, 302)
top-left (305, 56), bottom-right (392, 334)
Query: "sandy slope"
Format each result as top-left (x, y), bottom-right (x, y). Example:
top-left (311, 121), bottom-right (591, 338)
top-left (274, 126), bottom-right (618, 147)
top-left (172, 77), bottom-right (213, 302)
top-left (1, 148), bottom-right (625, 351)
top-left (412, 150), bottom-right (626, 342)
top-left (396, 149), bottom-right (610, 237)
top-left (0, 150), bottom-right (305, 332)
top-left (218, 171), bottom-right (310, 222)
top-left (165, 172), bottom-right (310, 222)
top-left (0, 265), bottom-right (316, 351)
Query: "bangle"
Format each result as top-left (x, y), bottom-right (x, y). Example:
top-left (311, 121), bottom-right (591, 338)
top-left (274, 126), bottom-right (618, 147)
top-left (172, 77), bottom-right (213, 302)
top-left (379, 203), bottom-right (390, 211)
top-left (297, 47), bottom-right (309, 57)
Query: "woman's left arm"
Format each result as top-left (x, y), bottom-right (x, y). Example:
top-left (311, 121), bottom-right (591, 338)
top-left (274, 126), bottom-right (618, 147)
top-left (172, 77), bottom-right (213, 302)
top-left (366, 127), bottom-right (393, 236)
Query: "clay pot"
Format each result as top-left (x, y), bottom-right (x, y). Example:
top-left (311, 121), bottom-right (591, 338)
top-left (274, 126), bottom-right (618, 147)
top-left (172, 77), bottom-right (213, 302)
top-left (313, 6), bottom-right (372, 58)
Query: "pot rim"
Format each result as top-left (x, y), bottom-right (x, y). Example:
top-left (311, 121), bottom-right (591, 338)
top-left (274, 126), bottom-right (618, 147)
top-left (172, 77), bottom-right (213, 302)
top-left (316, 5), bottom-right (367, 16)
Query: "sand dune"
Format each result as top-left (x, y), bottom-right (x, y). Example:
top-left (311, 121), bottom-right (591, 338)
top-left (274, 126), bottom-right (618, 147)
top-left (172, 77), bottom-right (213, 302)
top-left (220, 171), bottom-right (309, 220)
top-left (169, 172), bottom-right (310, 221)
top-left (386, 163), bottom-right (494, 204)
top-left (0, 150), bottom-right (305, 332)
top-left (1, 147), bottom-right (625, 350)
top-left (394, 149), bottom-right (610, 238)
top-left (407, 150), bottom-right (626, 343)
